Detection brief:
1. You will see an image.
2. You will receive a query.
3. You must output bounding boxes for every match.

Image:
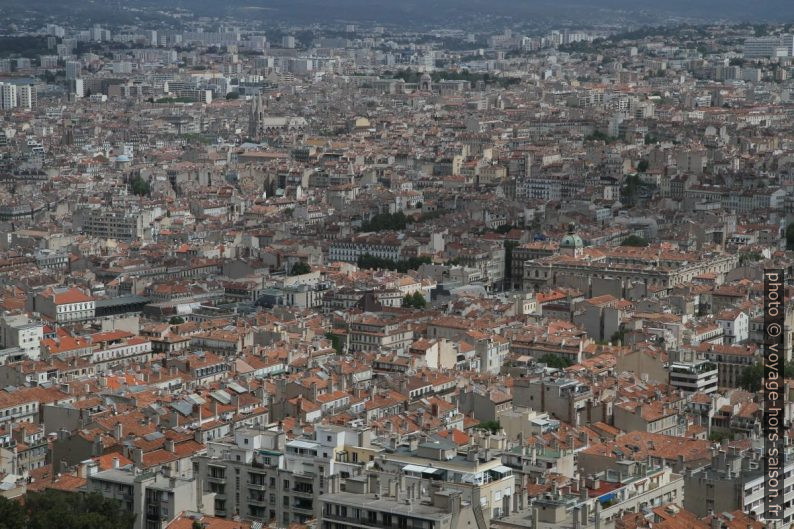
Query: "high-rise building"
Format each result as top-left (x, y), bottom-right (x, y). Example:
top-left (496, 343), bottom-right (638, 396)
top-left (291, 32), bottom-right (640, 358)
top-left (65, 60), bottom-right (81, 80)
top-left (0, 83), bottom-right (17, 110)
top-left (16, 84), bottom-right (36, 109)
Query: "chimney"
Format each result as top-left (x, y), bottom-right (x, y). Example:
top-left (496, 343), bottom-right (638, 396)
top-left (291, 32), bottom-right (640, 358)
top-left (131, 447), bottom-right (143, 466)
top-left (165, 440), bottom-right (175, 453)
top-left (711, 519), bottom-right (722, 529)
top-left (114, 422), bottom-right (122, 440)
top-left (112, 456), bottom-right (120, 469)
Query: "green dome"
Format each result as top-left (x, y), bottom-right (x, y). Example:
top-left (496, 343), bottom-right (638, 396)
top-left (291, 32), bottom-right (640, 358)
top-left (560, 233), bottom-right (583, 248)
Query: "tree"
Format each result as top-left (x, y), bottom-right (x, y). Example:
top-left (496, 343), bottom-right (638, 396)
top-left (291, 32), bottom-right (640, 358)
top-left (225, 92), bottom-right (240, 100)
top-left (325, 332), bottom-right (343, 354)
top-left (0, 495), bottom-right (25, 529)
top-left (476, 420), bottom-right (501, 434)
top-left (585, 130), bottom-right (617, 143)
top-left (358, 212), bottom-right (407, 232)
top-left (403, 292), bottom-right (427, 309)
top-left (637, 160), bottom-right (649, 173)
top-left (357, 254), bottom-right (431, 273)
top-left (538, 353), bottom-right (571, 369)
top-left (291, 261), bottom-right (311, 275)
top-left (621, 235), bottom-right (649, 247)
top-left (13, 489), bottom-right (135, 529)
top-left (129, 175), bottom-right (150, 196)
top-left (504, 240), bottom-right (518, 285)
top-left (169, 316), bottom-right (185, 325)
top-left (739, 362), bottom-right (764, 392)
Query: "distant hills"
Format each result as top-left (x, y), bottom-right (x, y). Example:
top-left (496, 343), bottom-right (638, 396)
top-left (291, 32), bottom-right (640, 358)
top-left (1, 0), bottom-right (793, 25)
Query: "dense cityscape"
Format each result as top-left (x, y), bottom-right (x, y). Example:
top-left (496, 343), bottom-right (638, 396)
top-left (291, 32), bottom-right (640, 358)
top-left (0, 3), bottom-right (792, 529)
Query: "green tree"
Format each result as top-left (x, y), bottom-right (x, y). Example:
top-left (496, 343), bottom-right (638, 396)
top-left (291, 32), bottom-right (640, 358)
top-left (538, 353), bottom-right (572, 369)
top-left (129, 175), bottom-right (150, 196)
top-left (403, 292), bottom-right (427, 309)
top-left (585, 130), bottom-right (617, 143)
top-left (225, 91), bottom-right (240, 99)
top-left (358, 212), bottom-right (408, 232)
top-left (291, 261), bottom-right (311, 275)
top-left (476, 420), bottom-right (501, 434)
top-left (637, 160), bottom-right (649, 173)
top-left (19, 489), bottom-right (135, 529)
top-left (0, 495), bottom-right (25, 529)
top-left (504, 240), bottom-right (518, 284)
top-left (169, 316), bottom-right (185, 325)
top-left (621, 235), bottom-right (649, 247)
top-left (739, 362), bottom-right (764, 392)
top-left (325, 332), bottom-right (343, 354)
top-left (357, 254), bottom-right (431, 273)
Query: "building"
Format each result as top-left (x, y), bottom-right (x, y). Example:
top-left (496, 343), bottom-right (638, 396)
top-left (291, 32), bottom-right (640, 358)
top-left (194, 425), bottom-right (370, 526)
top-left (684, 444), bottom-right (794, 527)
top-left (0, 313), bottom-right (43, 361)
top-left (320, 480), bottom-right (480, 529)
top-left (743, 36), bottom-right (790, 59)
top-left (668, 360), bottom-right (718, 394)
top-left (33, 287), bottom-right (95, 324)
top-left (86, 464), bottom-right (210, 529)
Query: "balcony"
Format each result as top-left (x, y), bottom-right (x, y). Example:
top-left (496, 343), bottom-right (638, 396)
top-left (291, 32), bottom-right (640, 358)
top-left (322, 513), bottom-right (430, 529)
top-left (293, 502), bottom-right (314, 513)
top-left (248, 496), bottom-right (268, 507)
top-left (292, 487), bottom-right (314, 496)
top-left (248, 481), bottom-right (267, 490)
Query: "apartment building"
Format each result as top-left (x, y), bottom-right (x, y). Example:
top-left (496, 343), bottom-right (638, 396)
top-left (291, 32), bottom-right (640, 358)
top-left (86, 464), bottom-right (209, 529)
top-left (696, 343), bottom-right (758, 388)
top-left (512, 376), bottom-right (598, 426)
top-left (33, 287), bottom-right (95, 324)
top-left (194, 425), bottom-right (369, 526)
top-left (328, 233), bottom-right (403, 263)
top-left (684, 445), bottom-right (794, 528)
top-left (668, 359), bottom-right (719, 394)
top-left (374, 441), bottom-right (516, 522)
top-left (348, 314), bottom-right (414, 354)
top-left (320, 477), bottom-right (480, 529)
top-left (76, 207), bottom-right (158, 242)
top-left (0, 312), bottom-right (43, 361)
top-left (524, 246), bottom-right (738, 293)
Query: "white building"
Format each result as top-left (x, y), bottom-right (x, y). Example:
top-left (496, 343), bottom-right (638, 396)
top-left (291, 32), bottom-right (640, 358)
top-left (716, 310), bottom-right (749, 345)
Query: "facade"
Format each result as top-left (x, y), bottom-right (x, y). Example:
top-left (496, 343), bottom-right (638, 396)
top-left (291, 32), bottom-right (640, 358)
top-left (194, 426), bottom-right (371, 526)
top-left (86, 465), bottom-right (209, 529)
top-left (668, 360), bottom-right (718, 394)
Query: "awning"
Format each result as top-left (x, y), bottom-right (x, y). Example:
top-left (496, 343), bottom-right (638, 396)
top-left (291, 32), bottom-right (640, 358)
top-left (491, 465), bottom-right (513, 474)
top-left (402, 464), bottom-right (440, 474)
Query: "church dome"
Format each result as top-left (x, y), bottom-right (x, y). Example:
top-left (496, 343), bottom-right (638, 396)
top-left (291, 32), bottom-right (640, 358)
top-left (560, 223), bottom-right (583, 249)
top-left (560, 233), bottom-right (583, 248)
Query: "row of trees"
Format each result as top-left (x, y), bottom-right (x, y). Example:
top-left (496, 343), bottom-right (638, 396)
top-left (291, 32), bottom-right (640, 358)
top-left (0, 490), bottom-right (134, 529)
top-left (358, 212), bottom-right (408, 232)
top-left (739, 361), bottom-right (794, 392)
top-left (357, 254), bottom-right (431, 273)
